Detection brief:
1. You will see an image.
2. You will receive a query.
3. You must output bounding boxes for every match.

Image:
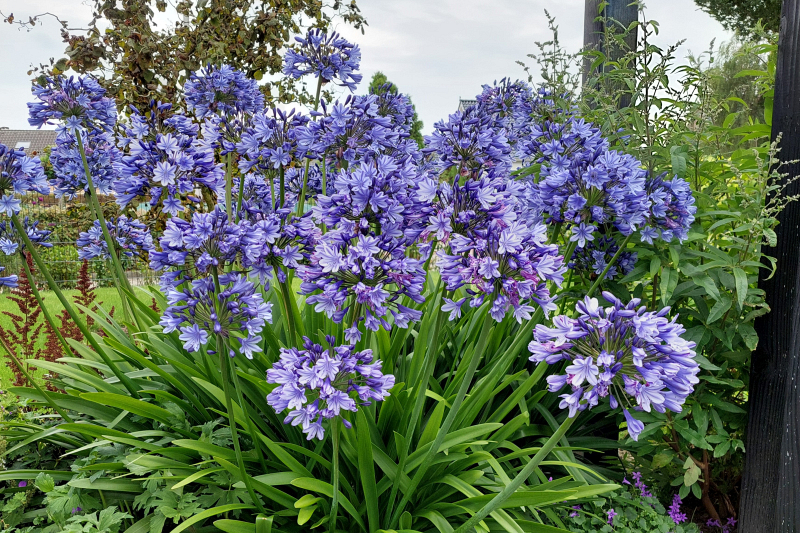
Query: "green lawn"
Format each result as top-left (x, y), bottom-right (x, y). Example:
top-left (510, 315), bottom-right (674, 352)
top-left (0, 287), bottom-right (123, 399)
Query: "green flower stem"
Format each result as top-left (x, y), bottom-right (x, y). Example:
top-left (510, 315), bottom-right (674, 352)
top-left (225, 152), bottom-right (233, 221)
top-left (330, 418), bottom-right (341, 533)
top-left (0, 334), bottom-right (73, 423)
top-left (20, 252), bottom-right (71, 355)
top-left (279, 167), bottom-right (285, 209)
top-left (75, 135), bottom-right (132, 322)
top-left (277, 275), bottom-right (298, 345)
top-left (384, 286), bottom-right (446, 524)
top-left (586, 234), bottom-right (633, 298)
top-left (10, 213), bottom-right (140, 398)
top-left (389, 309), bottom-right (495, 528)
top-left (230, 361), bottom-right (269, 474)
top-left (296, 77), bottom-right (324, 218)
top-left (452, 414), bottom-right (577, 533)
top-left (321, 160), bottom-right (327, 197)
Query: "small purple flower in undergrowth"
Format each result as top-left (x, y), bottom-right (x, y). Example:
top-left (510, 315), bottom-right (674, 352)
top-left (114, 101), bottom-right (224, 215)
top-left (0, 143), bottom-right (50, 215)
top-left (71, 507), bottom-right (82, 514)
top-left (706, 518), bottom-right (738, 533)
top-left (668, 493), bottom-right (687, 524)
top-left (184, 64), bottom-right (264, 120)
top-left (437, 219), bottom-right (566, 322)
top-left (17, 481), bottom-right (27, 488)
top-left (640, 172), bottom-right (697, 243)
top-left (77, 216), bottom-right (154, 261)
top-left (631, 471), bottom-right (653, 498)
top-left (528, 292), bottom-right (699, 440)
top-left (283, 29), bottom-right (363, 91)
top-left (160, 273), bottom-right (272, 357)
top-left (607, 508), bottom-right (617, 525)
top-left (569, 235), bottom-right (638, 281)
top-left (569, 505), bottom-right (581, 518)
top-left (299, 155), bottom-right (430, 335)
top-left (266, 335), bottom-right (394, 440)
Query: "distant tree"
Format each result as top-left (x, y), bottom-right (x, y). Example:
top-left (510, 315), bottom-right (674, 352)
top-left (693, 0), bottom-right (781, 36)
top-left (2, 1), bottom-right (366, 112)
top-left (368, 71), bottom-right (424, 147)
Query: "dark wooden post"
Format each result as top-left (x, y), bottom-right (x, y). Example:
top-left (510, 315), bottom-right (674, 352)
top-left (582, 0), bottom-right (638, 96)
top-left (740, 1), bottom-right (800, 531)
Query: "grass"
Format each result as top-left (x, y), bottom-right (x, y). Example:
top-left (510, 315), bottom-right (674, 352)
top-left (0, 287), bottom-right (123, 402)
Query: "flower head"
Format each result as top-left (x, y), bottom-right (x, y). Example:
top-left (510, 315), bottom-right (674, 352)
top-left (267, 336), bottom-right (394, 440)
top-left (529, 293), bottom-right (699, 440)
top-left (0, 144), bottom-right (50, 207)
top-left (569, 235), bottom-right (638, 281)
top-left (28, 75), bottom-right (116, 132)
top-left (77, 216), bottom-right (154, 260)
top-left (184, 64), bottom-right (264, 120)
top-left (641, 172), bottom-right (697, 243)
top-left (668, 494), bottom-right (687, 524)
top-left (283, 29), bottom-right (362, 91)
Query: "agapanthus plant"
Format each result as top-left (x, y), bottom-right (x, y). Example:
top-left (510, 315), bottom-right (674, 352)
top-left (77, 216), bottom-right (154, 260)
top-left (49, 128), bottom-right (119, 199)
top-left (161, 273), bottom-right (272, 357)
top-left (299, 155), bottom-right (430, 336)
top-left (266, 335), bottom-right (394, 440)
top-left (528, 292), bottom-right (699, 440)
top-left (184, 64), bottom-right (264, 120)
top-left (0, 143), bottom-right (50, 215)
top-left (283, 29), bottom-right (362, 91)
top-left (438, 220), bottom-right (566, 322)
top-left (28, 75), bottom-right (116, 133)
top-left (569, 235), bottom-right (638, 281)
top-left (640, 172), bottom-right (697, 243)
top-left (0, 218), bottom-right (53, 255)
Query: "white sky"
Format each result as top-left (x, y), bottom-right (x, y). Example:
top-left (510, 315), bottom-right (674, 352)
top-left (0, 0), bottom-right (731, 133)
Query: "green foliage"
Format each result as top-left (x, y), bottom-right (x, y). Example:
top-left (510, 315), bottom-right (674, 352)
top-left (560, 485), bottom-right (700, 533)
top-left (368, 71), bottom-right (425, 147)
top-left (693, 0), bottom-right (781, 36)
top-left (525, 10), bottom-right (781, 521)
top-left (0, 278), bottom-right (618, 532)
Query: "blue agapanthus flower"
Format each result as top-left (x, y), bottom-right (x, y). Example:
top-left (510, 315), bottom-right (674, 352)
top-left (150, 208), bottom-right (247, 290)
top-left (114, 101), bottom-right (225, 215)
top-left (49, 127), bottom-right (119, 199)
top-left (438, 220), bottom-right (566, 322)
top-left (267, 335), bottom-right (394, 440)
top-left (184, 64), bottom-right (264, 120)
top-left (77, 216), bottom-right (154, 260)
top-left (28, 75), bottom-right (117, 133)
top-left (641, 172), bottom-right (696, 243)
top-left (283, 29), bottom-right (362, 91)
top-left (0, 218), bottom-right (52, 255)
top-left (300, 155), bottom-right (430, 336)
top-left (424, 108), bottom-right (512, 180)
top-left (0, 266), bottom-right (18, 288)
top-left (161, 273), bottom-right (272, 357)
top-left (528, 293), bottom-right (699, 440)
top-left (474, 78), bottom-right (533, 150)
top-left (0, 143), bottom-right (50, 215)
top-left (569, 235), bottom-right (638, 281)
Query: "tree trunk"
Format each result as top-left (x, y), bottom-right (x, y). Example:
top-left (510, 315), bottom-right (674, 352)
top-left (740, 1), bottom-right (800, 531)
top-left (582, 0), bottom-right (638, 107)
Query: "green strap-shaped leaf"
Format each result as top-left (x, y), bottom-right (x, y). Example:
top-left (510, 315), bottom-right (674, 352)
top-left (80, 392), bottom-right (174, 424)
top-left (171, 504), bottom-right (256, 533)
top-left (357, 410), bottom-right (380, 533)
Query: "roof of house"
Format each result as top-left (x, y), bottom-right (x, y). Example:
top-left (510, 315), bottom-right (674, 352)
top-left (458, 98), bottom-right (477, 112)
top-left (0, 128), bottom-right (57, 156)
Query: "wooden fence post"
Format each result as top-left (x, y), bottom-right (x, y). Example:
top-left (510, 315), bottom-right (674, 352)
top-left (740, 0), bottom-right (800, 530)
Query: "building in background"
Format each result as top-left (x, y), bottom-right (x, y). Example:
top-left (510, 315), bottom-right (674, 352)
top-left (0, 127), bottom-right (57, 155)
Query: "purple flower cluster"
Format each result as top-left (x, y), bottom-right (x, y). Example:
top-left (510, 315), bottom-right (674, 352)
top-left (184, 64), bottom-right (264, 120)
top-left (474, 78), bottom-right (533, 149)
top-left (77, 216), bottom-right (154, 260)
top-left (49, 128), bottom-right (119, 199)
top-left (438, 220), bottom-right (565, 322)
top-left (668, 494), bottom-right (687, 524)
top-left (707, 518), bottom-right (737, 533)
top-left (28, 75), bottom-right (116, 133)
top-left (529, 293), bottom-right (699, 440)
top-left (283, 29), bottom-right (362, 91)
top-left (424, 109), bottom-right (512, 180)
top-left (266, 335), bottom-right (394, 440)
top-left (631, 471), bottom-right (653, 498)
top-left (0, 218), bottom-right (52, 255)
top-left (299, 156), bottom-right (429, 336)
top-left (0, 143), bottom-right (49, 215)
top-left (569, 235), bottom-right (638, 281)
top-left (161, 273), bottom-right (272, 357)
top-left (114, 101), bottom-right (225, 215)
top-left (641, 172), bottom-right (697, 243)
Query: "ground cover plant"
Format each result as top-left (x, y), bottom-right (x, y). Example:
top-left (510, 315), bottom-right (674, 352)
top-left (0, 20), bottom-right (761, 533)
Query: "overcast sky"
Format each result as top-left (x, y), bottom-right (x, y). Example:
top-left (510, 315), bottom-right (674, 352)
top-left (0, 0), bottom-right (731, 133)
